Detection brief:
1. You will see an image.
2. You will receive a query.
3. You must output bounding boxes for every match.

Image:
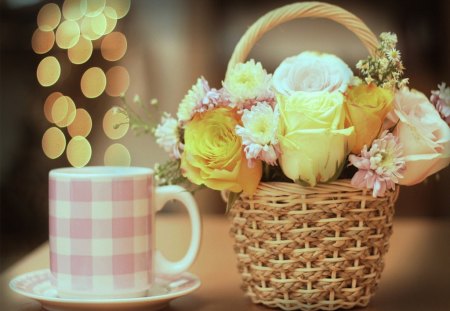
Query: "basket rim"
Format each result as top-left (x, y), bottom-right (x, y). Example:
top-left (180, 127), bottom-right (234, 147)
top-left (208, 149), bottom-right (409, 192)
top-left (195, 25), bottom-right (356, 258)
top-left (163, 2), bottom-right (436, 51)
top-left (241, 179), bottom-right (399, 199)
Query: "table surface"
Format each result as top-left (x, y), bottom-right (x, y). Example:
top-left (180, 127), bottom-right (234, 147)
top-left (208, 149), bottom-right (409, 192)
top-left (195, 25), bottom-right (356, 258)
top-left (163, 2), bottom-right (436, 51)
top-left (1, 214), bottom-right (450, 311)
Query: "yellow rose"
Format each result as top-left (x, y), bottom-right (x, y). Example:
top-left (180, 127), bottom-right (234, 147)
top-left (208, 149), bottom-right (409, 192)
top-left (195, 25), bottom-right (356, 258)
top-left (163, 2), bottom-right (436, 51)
top-left (345, 83), bottom-right (394, 153)
top-left (181, 107), bottom-right (262, 194)
top-left (278, 92), bottom-right (354, 186)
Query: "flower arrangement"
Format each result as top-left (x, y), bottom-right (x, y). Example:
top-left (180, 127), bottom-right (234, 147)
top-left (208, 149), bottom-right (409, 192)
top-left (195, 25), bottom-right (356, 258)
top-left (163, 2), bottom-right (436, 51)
top-left (136, 32), bottom-right (449, 201)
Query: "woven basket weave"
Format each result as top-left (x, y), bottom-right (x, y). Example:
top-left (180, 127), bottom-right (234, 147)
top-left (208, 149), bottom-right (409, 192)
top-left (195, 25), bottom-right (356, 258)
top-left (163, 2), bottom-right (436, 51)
top-left (227, 2), bottom-right (399, 310)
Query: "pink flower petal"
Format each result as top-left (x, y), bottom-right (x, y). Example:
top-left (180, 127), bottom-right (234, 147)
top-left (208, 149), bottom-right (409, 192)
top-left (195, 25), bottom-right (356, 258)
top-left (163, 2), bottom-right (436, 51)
top-left (351, 170), bottom-right (367, 188)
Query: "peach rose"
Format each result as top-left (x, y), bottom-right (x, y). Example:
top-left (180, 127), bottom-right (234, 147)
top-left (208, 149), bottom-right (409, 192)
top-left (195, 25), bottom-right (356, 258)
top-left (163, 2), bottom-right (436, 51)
top-left (392, 88), bottom-right (450, 185)
top-left (272, 51), bottom-right (353, 95)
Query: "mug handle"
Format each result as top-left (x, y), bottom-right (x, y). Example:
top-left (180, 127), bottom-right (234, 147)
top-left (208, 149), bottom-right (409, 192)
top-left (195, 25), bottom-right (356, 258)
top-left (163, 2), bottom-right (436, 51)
top-left (154, 185), bottom-right (201, 275)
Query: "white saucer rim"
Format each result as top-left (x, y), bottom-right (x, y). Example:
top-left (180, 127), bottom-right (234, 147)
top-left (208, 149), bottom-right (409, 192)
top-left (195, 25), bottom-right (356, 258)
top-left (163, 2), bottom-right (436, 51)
top-left (9, 269), bottom-right (201, 305)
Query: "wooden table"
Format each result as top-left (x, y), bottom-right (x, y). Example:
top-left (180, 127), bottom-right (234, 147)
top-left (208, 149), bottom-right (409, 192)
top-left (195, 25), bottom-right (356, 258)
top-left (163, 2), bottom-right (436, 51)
top-left (1, 214), bottom-right (449, 311)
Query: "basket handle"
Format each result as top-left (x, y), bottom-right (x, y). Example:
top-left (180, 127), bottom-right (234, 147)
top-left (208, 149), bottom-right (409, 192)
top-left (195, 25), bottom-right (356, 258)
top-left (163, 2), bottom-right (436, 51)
top-left (226, 1), bottom-right (379, 77)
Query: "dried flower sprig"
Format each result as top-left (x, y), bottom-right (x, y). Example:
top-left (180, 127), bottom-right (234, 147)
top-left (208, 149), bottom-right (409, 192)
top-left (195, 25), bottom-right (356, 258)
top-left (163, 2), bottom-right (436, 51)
top-left (154, 159), bottom-right (204, 193)
top-left (356, 32), bottom-right (408, 89)
top-left (154, 160), bottom-right (188, 186)
top-left (116, 94), bottom-right (160, 136)
top-left (119, 94), bottom-right (191, 187)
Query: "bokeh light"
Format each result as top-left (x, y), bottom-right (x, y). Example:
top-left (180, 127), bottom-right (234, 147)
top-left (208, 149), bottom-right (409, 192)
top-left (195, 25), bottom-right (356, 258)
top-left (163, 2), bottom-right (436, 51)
top-left (42, 127), bottom-right (66, 159)
top-left (52, 96), bottom-right (76, 127)
top-left (37, 56), bottom-right (61, 87)
top-left (62, 0), bottom-right (87, 21)
top-left (103, 107), bottom-right (129, 140)
top-left (68, 36), bottom-right (93, 64)
top-left (85, 0), bottom-right (106, 17)
top-left (105, 0), bottom-right (131, 19)
top-left (101, 32), bottom-right (127, 62)
top-left (44, 92), bottom-right (63, 123)
top-left (32, 29), bottom-right (55, 54)
top-left (37, 3), bottom-right (61, 31)
top-left (68, 108), bottom-right (92, 137)
top-left (103, 7), bottom-right (118, 34)
top-left (55, 20), bottom-right (80, 49)
top-left (92, 14), bottom-right (107, 36)
top-left (80, 14), bottom-right (107, 41)
top-left (80, 67), bottom-right (106, 98)
top-left (104, 143), bottom-right (131, 166)
top-left (105, 66), bottom-right (130, 97)
top-left (67, 136), bottom-right (92, 167)
top-left (36, 0), bottom-right (132, 168)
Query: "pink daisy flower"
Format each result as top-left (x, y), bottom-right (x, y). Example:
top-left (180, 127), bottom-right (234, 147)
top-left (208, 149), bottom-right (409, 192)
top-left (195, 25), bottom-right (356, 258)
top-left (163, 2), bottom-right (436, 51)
top-left (349, 131), bottom-right (406, 197)
top-left (430, 82), bottom-right (450, 125)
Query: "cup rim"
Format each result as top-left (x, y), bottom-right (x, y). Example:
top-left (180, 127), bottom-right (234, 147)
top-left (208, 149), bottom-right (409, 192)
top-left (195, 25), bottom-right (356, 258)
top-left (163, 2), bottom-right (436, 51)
top-left (50, 166), bottom-right (154, 178)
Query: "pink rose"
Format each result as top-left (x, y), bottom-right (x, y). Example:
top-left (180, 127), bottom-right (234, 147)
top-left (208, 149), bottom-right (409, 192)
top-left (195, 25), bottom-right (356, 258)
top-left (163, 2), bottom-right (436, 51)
top-left (393, 88), bottom-right (450, 185)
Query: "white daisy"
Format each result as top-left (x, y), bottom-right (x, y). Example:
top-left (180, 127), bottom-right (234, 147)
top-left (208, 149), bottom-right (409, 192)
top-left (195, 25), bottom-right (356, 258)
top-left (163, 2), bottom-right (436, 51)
top-left (235, 102), bottom-right (280, 165)
top-left (155, 113), bottom-right (183, 159)
top-left (177, 77), bottom-right (208, 124)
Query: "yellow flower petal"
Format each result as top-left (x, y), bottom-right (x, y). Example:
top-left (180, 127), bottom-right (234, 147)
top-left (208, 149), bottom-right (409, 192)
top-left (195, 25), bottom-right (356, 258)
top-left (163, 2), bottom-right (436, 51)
top-left (237, 154), bottom-right (262, 195)
top-left (345, 84), bottom-right (393, 153)
top-left (278, 92), bottom-right (353, 185)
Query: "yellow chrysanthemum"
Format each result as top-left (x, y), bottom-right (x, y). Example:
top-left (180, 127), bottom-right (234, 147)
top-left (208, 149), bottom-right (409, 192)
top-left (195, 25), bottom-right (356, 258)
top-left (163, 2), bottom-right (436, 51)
top-left (223, 59), bottom-right (272, 104)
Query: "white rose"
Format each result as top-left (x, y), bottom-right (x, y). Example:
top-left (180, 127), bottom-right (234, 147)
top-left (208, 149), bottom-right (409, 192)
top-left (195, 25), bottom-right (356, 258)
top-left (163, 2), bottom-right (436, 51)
top-left (272, 51), bottom-right (353, 95)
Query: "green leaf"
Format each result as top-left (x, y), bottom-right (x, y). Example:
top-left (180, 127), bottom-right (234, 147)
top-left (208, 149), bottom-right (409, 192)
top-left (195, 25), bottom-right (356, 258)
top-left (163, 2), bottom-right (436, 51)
top-left (295, 178), bottom-right (312, 187)
top-left (327, 159), bottom-right (347, 182)
top-left (225, 191), bottom-right (242, 214)
top-left (295, 159), bottom-right (347, 187)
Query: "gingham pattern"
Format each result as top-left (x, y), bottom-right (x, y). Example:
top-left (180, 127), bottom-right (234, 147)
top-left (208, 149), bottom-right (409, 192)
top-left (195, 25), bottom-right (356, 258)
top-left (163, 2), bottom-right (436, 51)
top-left (49, 175), bottom-right (153, 295)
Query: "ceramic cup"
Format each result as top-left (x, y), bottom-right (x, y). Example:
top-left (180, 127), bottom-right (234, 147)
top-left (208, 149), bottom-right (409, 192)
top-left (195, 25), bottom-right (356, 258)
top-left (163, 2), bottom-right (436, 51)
top-left (48, 166), bottom-right (201, 299)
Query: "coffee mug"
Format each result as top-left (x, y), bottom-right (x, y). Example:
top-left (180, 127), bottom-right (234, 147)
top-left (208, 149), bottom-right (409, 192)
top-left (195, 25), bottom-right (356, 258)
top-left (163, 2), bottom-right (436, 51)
top-left (49, 166), bottom-right (201, 299)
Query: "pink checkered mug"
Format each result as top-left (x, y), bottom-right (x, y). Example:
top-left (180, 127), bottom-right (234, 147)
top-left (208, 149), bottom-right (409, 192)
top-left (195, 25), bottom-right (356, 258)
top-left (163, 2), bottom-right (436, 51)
top-left (49, 166), bottom-right (201, 299)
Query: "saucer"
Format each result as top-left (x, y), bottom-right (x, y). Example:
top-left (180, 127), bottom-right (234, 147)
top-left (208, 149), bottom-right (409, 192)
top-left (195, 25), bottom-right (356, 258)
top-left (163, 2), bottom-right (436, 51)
top-left (9, 269), bottom-right (201, 311)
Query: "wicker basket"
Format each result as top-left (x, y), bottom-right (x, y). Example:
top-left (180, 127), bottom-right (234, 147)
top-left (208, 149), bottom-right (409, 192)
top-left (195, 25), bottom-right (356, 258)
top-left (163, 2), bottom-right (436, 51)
top-left (227, 2), bottom-right (399, 310)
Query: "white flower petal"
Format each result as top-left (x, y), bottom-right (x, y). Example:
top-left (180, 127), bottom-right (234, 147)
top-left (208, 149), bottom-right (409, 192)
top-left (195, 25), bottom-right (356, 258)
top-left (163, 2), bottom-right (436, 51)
top-left (236, 102), bottom-right (280, 165)
top-left (155, 115), bottom-right (182, 159)
top-left (273, 51), bottom-right (353, 95)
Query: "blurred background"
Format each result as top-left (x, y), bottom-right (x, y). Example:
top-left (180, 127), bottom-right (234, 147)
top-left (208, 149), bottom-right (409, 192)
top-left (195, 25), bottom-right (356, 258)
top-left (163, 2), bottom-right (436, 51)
top-left (0, 0), bottom-right (449, 272)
